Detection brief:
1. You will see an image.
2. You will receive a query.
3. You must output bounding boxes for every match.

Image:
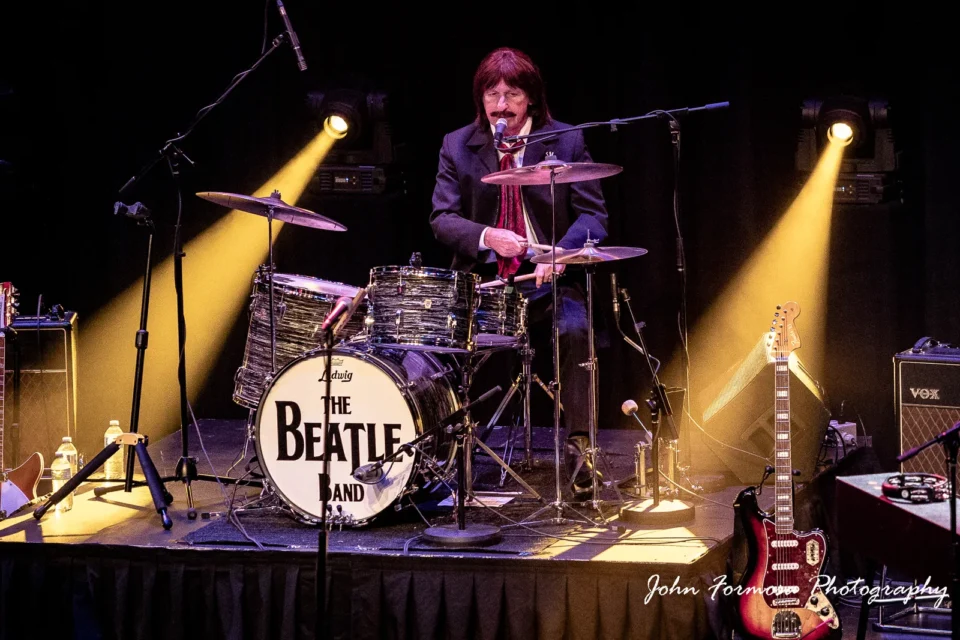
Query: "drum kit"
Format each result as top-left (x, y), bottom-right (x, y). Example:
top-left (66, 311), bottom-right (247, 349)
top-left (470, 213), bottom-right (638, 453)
top-left (197, 154), bottom-right (650, 532)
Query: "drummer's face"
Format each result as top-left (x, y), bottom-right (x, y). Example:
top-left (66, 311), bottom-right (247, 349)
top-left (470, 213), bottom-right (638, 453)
top-left (483, 80), bottom-right (530, 136)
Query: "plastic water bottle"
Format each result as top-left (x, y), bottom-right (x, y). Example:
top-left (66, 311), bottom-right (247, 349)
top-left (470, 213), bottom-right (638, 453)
top-left (104, 420), bottom-right (126, 480)
top-left (56, 437), bottom-right (79, 476)
top-left (51, 452), bottom-right (73, 512)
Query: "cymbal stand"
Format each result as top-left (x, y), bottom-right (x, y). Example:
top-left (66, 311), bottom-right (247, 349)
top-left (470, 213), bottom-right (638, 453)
top-left (565, 257), bottom-right (624, 516)
top-left (459, 352), bottom-right (542, 502)
top-left (521, 155), bottom-right (596, 528)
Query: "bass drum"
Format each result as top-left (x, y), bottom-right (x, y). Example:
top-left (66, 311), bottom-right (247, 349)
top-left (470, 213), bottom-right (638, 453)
top-left (254, 345), bottom-right (459, 526)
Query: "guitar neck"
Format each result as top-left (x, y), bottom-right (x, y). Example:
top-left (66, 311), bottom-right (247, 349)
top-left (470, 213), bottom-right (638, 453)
top-left (774, 354), bottom-right (793, 532)
top-left (1, 332), bottom-right (5, 476)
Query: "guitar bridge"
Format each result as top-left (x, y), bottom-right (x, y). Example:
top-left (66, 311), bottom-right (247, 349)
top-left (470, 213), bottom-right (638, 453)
top-left (771, 610), bottom-right (802, 639)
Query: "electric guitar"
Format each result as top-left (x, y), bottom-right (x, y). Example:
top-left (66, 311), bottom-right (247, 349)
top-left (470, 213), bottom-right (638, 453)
top-left (1, 282), bottom-right (44, 520)
top-left (731, 302), bottom-right (841, 640)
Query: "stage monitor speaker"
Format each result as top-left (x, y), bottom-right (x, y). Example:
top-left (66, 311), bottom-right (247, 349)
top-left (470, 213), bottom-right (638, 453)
top-left (894, 339), bottom-right (960, 475)
top-left (1, 313), bottom-right (78, 474)
top-left (698, 333), bottom-right (831, 484)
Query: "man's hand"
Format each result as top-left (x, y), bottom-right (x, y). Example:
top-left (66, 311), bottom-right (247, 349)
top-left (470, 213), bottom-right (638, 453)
top-left (535, 261), bottom-right (565, 287)
top-left (484, 228), bottom-right (527, 258)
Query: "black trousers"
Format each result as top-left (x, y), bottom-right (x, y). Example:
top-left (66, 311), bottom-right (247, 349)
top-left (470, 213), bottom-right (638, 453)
top-left (468, 277), bottom-right (592, 441)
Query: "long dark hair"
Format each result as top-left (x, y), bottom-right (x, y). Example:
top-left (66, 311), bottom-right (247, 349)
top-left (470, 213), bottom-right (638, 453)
top-left (472, 47), bottom-right (551, 129)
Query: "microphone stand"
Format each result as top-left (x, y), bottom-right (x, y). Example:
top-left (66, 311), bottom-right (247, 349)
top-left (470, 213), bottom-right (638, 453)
top-left (501, 101), bottom-right (729, 147)
top-left (34, 207), bottom-right (174, 528)
top-left (98, 32), bottom-right (293, 515)
top-left (897, 420), bottom-right (960, 639)
top-left (315, 326), bottom-right (334, 640)
top-left (614, 286), bottom-right (695, 526)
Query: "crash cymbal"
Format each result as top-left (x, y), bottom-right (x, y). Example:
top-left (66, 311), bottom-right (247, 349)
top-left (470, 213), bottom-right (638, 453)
top-left (531, 243), bottom-right (647, 265)
top-left (196, 190), bottom-right (347, 231)
top-left (481, 156), bottom-right (623, 186)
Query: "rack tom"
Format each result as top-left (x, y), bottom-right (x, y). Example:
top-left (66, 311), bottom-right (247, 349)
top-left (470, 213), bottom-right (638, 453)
top-left (475, 285), bottom-right (527, 347)
top-left (366, 266), bottom-right (479, 353)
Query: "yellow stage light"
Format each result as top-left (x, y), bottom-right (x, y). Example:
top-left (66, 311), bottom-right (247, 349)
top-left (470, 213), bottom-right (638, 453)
top-left (323, 115), bottom-right (349, 139)
top-left (827, 122), bottom-right (854, 145)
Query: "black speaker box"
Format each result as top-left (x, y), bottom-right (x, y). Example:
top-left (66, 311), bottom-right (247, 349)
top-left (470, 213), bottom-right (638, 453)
top-left (697, 334), bottom-right (832, 484)
top-left (894, 339), bottom-right (960, 475)
top-left (1, 313), bottom-right (78, 474)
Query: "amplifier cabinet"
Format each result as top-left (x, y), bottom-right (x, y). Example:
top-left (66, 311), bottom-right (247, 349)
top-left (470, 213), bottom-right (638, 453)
top-left (1, 313), bottom-right (78, 472)
top-left (894, 341), bottom-right (960, 474)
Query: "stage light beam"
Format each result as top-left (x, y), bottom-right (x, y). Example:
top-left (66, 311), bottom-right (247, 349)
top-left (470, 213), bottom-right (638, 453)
top-left (665, 136), bottom-right (849, 445)
top-left (78, 130), bottom-right (339, 456)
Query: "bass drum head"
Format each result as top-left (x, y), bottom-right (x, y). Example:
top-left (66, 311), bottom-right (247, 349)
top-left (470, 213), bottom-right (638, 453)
top-left (254, 347), bottom-right (452, 525)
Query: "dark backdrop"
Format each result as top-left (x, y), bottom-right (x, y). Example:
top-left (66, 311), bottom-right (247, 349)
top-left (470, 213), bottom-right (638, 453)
top-left (1, 3), bottom-right (957, 473)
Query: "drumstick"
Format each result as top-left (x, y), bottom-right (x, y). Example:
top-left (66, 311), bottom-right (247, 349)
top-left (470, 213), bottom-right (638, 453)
top-left (479, 272), bottom-right (566, 289)
top-left (523, 242), bottom-right (564, 253)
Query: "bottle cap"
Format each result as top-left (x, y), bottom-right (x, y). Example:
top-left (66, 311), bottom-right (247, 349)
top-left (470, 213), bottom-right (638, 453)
top-left (110, 420), bottom-right (120, 427)
top-left (62, 436), bottom-right (73, 443)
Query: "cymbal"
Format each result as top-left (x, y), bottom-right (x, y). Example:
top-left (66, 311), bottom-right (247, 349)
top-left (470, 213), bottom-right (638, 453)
top-left (196, 191), bottom-right (347, 231)
top-left (481, 157), bottom-right (623, 186)
top-left (531, 244), bottom-right (648, 265)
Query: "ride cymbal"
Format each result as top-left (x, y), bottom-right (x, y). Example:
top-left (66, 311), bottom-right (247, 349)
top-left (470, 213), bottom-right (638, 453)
top-left (196, 190), bottom-right (347, 231)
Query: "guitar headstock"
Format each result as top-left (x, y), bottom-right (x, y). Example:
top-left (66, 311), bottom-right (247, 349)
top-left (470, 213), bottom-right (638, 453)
top-left (767, 301), bottom-right (801, 359)
top-left (0, 282), bottom-right (19, 330)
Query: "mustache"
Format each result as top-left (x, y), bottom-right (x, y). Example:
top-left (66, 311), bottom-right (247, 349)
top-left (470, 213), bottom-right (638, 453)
top-left (493, 111), bottom-right (516, 119)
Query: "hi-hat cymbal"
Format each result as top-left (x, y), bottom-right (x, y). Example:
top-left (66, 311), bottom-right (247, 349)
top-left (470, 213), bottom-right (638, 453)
top-left (196, 191), bottom-right (347, 231)
top-left (531, 243), bottom-right (648, 265)
top-left (481, 157), bottom-right (623, 186)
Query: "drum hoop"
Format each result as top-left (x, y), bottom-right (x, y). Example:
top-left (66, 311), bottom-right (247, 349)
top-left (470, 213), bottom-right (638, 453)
top-left (252, 345), bottom-right (459, 525)
top-left (255, 272), bottom-right (361, 298)
top-left (370, 265), bottom-right (480, 284)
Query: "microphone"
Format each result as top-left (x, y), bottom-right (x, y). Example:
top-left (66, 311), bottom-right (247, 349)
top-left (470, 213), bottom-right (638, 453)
top-left (275, 0), bottom-right (307, 71)
top-left (493, 118), bottom-right (508, 146)
top-left (610, 273), bottom-right (620, 323)
top-left (320, 296), bottom-right (353, 332)
top-left (352, 461), bottom-right (384, 484)
top-left (621, 399), bottom-right (652, 438)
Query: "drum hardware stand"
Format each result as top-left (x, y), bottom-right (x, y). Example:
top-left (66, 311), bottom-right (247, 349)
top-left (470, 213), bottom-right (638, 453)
top-left (564, 257), bottom-right (624, 517)
top-left (35, 207), bottom-right (174, 528)
top-left (518, 157), bottom-right (602, 529)
top-left (458, 356), bottom-right (542, 502)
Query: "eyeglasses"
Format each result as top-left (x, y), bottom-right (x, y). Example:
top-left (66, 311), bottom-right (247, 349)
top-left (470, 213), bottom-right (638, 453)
top-left (483, 89), bottom-right (526, 103)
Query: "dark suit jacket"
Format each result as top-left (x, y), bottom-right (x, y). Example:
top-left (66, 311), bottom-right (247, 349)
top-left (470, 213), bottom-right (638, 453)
top-left (429, 119), bottom-right (609, 273)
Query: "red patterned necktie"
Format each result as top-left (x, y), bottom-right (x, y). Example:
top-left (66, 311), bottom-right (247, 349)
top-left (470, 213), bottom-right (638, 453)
top-left (496, 142), bottom-right (526, 278)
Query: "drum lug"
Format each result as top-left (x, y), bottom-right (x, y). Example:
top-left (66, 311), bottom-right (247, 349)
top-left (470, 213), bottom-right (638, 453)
top-left (447, 313), bottom-right (457, 337)
top-left (395, 308), bottom-right (403, 335)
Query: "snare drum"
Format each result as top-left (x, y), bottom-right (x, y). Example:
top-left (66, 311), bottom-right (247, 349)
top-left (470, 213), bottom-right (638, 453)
top-left (254, 345), bottom-right (459, 526)
top-left (365, 266), bottom-right (479, 353)
top-left (475, 285), bottom-right (527, 346)
top-left (233, 270), bottom-right (367, 409)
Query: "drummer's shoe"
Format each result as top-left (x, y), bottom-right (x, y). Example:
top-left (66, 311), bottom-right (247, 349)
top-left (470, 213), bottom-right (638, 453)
top-left (564, 434), bottom-right (602, 499)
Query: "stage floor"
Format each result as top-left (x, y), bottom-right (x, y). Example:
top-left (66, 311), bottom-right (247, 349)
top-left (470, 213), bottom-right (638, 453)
top-left (2, 420), bottom-right (742, 560)
top-left (0, 420), bottom-right (924, 639)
